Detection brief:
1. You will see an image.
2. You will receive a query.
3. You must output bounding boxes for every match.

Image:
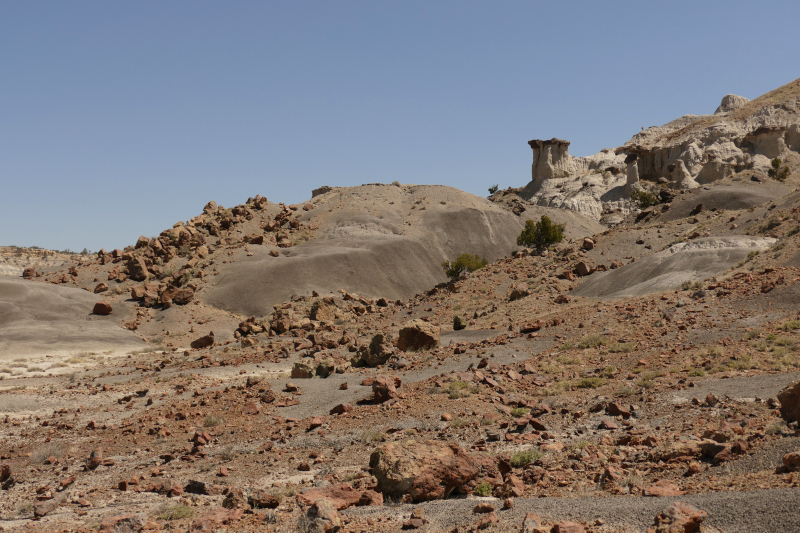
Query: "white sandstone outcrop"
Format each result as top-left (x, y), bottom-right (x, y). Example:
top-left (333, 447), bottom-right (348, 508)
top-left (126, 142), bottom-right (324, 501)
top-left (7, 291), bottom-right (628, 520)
top-left (520, 78), bottom-right (800, 223)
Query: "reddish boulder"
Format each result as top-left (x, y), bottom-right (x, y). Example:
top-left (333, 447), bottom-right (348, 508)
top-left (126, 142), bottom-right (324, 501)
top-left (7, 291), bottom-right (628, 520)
top-left (297, 483), bottom-right (383, 510)
top-left (330, 403), bottom-right (352, 415)
top-left (188, 507), bottom-right (243, 532)
top-left (92, 301), bottom-right (112, 315)
top-left (648, 502), bottom-right (706, 533)
top-left (22, 267), bottom-right (36, 278)
top-left (397, 319), bottom-right (440, 352)
top-left (135, 236), bottom-right (150, 249)
top-left (553, 522), bottom-right (585, 533)
top-left (643, 480), bottom-right (682, 497)
top-left (191, 332), bottom-right (215, 349)
top-left (306, 498), bottom-right (343, 533)
top-left (369, 441), bottom-right (479, 501)
top-left (93, 282), bottom-right (108, 293)
top-left (777, 379), bottom-right (800, 424)
top-left (782, 450), bottom-right (800, 471)
top-left (554, 294), bottom-right (571, 304)
top-left (372, 376), bottom-right (401, 403)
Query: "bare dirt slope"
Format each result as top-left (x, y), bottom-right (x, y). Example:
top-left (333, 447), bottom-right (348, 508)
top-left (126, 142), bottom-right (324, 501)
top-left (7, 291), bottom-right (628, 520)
top-left (0, 278), bottom-right (146, 359)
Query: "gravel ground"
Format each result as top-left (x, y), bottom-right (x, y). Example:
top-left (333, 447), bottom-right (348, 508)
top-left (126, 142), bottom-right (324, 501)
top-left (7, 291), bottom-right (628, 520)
top-left (346, 488), bottom-right (800, 533)
top-left (671, 371), bottom-right (800, 402)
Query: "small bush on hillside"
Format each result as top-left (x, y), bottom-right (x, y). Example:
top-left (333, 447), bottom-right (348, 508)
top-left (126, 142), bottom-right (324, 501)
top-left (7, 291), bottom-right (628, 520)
top-left (510, 449), bottom-right (542, 468)
top-left (474, 481), bottom-right (493, 497)
top-left (768, 157), bottom-right (790, 181)
top-left (442, 254), bottom-right (488, 280)
top-left (488, 184), bottom-right (499, 195)
top-left (630, 188), bottom-right (657, 209)
top-left (517, 215), bottom-right (564, 252)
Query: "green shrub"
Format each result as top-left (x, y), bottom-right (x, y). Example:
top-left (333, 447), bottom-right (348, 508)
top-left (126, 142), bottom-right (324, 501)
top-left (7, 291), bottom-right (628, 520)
top-left (577, 333), bottom-right (609, 349)
top-left (488, 184), bottom-right (499, 195)
top-left (510, 449), bottom-right (542, 468)
top-left (516, 215), bottom-right (565, 252)
top-left (630, 188), bottom-right (657, 209)
top-left (608, 342), bottom-right (635, 353)
top-left (442, 254), bottom-right (488, 280)
top-left (577, 377), bottom-right (606, 389)
top-left (474, 481), bottom-right (493, 497)
top-left (780, 320), bottom-right (800, 331)
top-left (768, 157), bottom-right (790, 181)
top-left (510, 407), bottom-right (530, 417)
top-left (159, 504), bottom-right (194, 521)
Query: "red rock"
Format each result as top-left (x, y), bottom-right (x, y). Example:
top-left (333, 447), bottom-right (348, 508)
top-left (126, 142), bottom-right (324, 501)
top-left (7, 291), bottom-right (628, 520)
top-left (191, 332), bottom-right (215, 349)
top-left (307, 498), bottom-right (343, 532)
top-left (0, 464), bottom-right (11, 482)
top-left (339, 382), bottom-right (349, 390)
top-left (778, 379), bottom-right (800, 424)
top-left (397, 319), bottom-right (440, 352)
top-left (649, 502), bottom-right (706, 533)
top-left (243, 402), bottom-right (260, 415)
top-left (298, 483), bottom-right (383, 510)
top-left (475, 511), bottom-right (499, 530)
top-left (473, 502), bottom-right (495, 514)
top-left (269, 249), bottom-right (280, 257)
top-left (309, 416), bottom-right (324, 429)
top-left (553, 522), bottom-right (585, 533)
top-left (330, 403), bottom-right (352, 415)
top-left (219, 467), bottom-right (228, 477)
top-left (554, 294), bottom-right (571, 304)
top-left (34, 500), bottom-right (58, 518)
top-left (643, 480), bottom-right (682, 497)
top-left (188, 507), bottom-right (243, 532)
top-left (87, 448), bottom-right (103, 469)
top-left (136, 235), bottom-right (150, 249)
top-left (92, 301), bottom-right (112, 315)
top-left (522, 512), bottom-right (543, 533)
top-left (369, 441), bottom-right (479, 502)
top-left (441, 413), bottom-right (453, 421)
top-left (22, 267), bottom-right (36, 278)
top-left (93, 282), bottom-right (108, 293)
top-left (606, 402), bottom-right (631, 418)
top-left (782, 451), bottom-right (800, 471)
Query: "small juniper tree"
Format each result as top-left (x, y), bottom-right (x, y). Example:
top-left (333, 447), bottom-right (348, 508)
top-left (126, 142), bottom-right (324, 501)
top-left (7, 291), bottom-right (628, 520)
top-left (768, 157), bottom-right (790, 182)
top-left (442, 254), bottom-right (488, 280)
top-left (517, 215), bottom-right (565, 252)
top-left (488, 184), bottom-right (499, 195)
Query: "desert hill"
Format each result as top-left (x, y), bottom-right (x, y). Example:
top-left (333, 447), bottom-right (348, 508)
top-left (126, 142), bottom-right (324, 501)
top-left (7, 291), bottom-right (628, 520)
top-left (0, 80), bottom-right (800, 532)
top-left (518, 77), bottom-right (800, 226)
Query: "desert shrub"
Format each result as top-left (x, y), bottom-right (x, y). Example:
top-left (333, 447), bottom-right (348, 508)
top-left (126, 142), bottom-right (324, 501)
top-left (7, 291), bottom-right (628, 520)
top-left (780, 320), bottom-right (800, 331)
top-left (359, 429), bottom-right (385, 443)
top-left (577, 333), bottom-right (608, 349)
top-left (768, 157), bottom-right (790, 181)
top-left (630, 188), bottom-right (657, 209)
top-left (450, 418), bottom-right (470, 428)
top-left (488, 184), bottom-right (499, 195)
top-left (159, 504), bottom-right (194, 521)
top-left (32, 442), bottom-right (67, 464)
top-left (680, 280), bottom-right (703, 290)
top-left (447, 380), bottom-right (479, 399)
top-left (510, 449), bottom-right (542, 468)
top-left (474, 481), bottom-right (493, 497)
top-left (510, 407), bottom-right (530, 417)
top-left (577, 377), bottom-right (606, 389)
top-left (442, 254), bottom-right (488, 280)
top-left (203, 415), bottom-right (224, 427)
top-left (517, 215), bottom-right (564, 252)
top-left (608, 342), bottom-right (635, 353)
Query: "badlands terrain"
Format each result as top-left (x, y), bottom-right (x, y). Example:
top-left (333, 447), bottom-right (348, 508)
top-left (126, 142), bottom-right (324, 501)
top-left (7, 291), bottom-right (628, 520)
top-left (1, 78), bottom-right (800, 533)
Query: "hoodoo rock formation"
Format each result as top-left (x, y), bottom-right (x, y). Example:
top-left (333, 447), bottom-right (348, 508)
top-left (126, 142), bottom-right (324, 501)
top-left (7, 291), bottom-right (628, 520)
top-left (521, 79), bottom-right (800, 224)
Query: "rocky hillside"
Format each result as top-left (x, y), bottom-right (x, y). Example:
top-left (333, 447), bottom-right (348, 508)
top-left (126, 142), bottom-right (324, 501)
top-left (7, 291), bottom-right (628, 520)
top-left (518, 77), bottom-right (800, 225)
top-left (2, 79), bottom-right (800, 533)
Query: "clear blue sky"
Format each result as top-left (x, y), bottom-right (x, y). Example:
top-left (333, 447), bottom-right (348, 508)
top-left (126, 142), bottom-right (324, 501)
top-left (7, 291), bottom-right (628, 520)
top-left (2, 1), bottom-right (798, 252)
